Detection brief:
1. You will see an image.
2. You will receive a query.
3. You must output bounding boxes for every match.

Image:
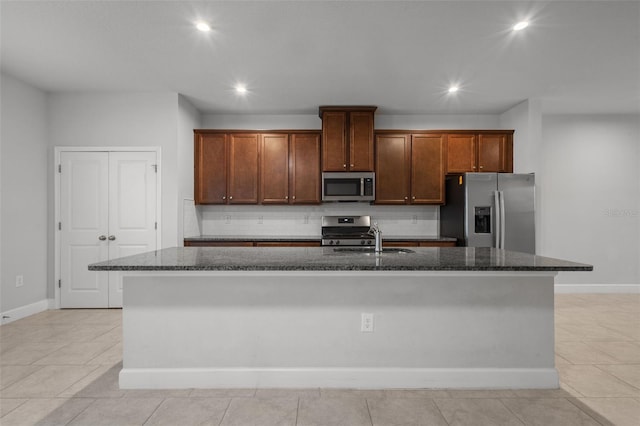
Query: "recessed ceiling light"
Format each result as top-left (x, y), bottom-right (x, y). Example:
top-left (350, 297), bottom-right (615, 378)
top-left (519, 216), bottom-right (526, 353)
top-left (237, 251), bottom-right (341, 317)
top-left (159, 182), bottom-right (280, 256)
top-left (513, 21), bottom-right (529, 31)
top-left (448, 86), bottom-right (459, 94)
top-left (195, 22), bottom-right (211, 32)
top-left (235, 84), bottom-right (248, 95)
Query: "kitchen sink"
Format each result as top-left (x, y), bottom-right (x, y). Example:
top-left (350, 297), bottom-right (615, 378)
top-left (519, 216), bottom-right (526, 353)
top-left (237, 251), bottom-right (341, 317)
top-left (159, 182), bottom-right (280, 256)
top-left (332, 247), bottom-right (415, 254)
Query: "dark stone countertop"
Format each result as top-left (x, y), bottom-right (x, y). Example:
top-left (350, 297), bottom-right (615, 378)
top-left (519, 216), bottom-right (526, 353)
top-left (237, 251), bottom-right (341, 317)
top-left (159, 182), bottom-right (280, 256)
top-left (184, 235), bottom-right (321, 242)
top-left (184, 235), bottom-right (457, 242)
top-left (89, 246), bottom-right (592, 272)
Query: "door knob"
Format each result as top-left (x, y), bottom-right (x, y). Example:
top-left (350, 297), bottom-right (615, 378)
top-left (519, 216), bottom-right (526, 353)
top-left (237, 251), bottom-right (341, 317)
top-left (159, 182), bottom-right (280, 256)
top-left (98, 235), bottom-right (107, 241)
top-left (108, 235), bottom-right (116, 241)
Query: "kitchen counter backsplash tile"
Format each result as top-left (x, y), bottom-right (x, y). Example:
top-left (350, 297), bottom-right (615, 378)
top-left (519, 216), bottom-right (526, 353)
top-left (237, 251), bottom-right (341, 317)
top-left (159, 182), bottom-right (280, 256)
top-left (89, 247), bottom-right (593, 272)
top-left (191, 204), bottom-right (439, 238)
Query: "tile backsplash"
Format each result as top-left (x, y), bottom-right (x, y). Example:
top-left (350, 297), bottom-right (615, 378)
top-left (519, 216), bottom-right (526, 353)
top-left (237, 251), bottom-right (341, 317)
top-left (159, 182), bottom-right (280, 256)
top-left (186, 203), bottom-right (440, 237)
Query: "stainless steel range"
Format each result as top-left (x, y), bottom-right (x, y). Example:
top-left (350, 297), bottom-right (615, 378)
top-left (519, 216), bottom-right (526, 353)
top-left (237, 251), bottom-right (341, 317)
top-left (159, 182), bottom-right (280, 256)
top-left (321, 215), bottom-right (375, 246)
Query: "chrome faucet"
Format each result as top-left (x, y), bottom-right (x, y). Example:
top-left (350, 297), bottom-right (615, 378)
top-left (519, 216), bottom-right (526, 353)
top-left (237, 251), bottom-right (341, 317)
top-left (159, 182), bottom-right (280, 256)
top-left (371, 222), bottom-right (383, 253)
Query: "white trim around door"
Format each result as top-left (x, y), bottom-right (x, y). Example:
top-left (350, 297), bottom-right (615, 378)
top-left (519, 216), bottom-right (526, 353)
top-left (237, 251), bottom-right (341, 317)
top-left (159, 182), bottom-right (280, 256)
top-left (54, 147), bottom-right (162, 309)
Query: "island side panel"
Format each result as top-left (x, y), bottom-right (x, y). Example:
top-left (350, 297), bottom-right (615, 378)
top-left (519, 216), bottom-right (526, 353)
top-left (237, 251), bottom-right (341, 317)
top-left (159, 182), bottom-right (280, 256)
top-left (120, 271), bottom-right (557, 389)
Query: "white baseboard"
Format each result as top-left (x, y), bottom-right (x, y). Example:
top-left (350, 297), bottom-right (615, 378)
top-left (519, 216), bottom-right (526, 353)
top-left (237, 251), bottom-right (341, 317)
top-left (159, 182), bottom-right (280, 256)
top-left (119, 367), bottom-right (559, 390)
top-left (0, 299), bottom-right (50, 324)
top-left (555, 284), bottom-right (640, 294)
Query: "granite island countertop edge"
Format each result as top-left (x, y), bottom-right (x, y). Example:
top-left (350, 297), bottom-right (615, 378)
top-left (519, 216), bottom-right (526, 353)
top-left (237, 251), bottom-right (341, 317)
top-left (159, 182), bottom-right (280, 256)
top-left (89, 247), bottom-right (593, 272)
top-left (184, 235), bottom-right (457, 242)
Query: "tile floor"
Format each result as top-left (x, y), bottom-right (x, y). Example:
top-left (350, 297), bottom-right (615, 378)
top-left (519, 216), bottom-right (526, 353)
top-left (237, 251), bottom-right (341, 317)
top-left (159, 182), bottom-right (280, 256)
top-left (0, 294), bottom-right (638, 425)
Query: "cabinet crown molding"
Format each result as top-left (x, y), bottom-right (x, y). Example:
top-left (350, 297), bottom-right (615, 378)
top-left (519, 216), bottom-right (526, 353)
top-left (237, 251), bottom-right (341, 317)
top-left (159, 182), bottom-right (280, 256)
top-left (318, 106), bottom-right (378, 118)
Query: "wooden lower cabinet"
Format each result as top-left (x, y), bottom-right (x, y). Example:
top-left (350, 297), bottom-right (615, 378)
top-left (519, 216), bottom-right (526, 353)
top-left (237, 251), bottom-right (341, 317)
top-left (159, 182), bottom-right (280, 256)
top-left (184, 241), bottom-right (254, 247)
top-left (185, 241), bottom-right (320, 247)
top-left (255, 242), bottom-right (321, 247)
top-left (385, 241), bottom-right (456, 247)
top-left (383, 241), bottom-right (419, 247)
top-left (375, 132), bottom-right (445, 205)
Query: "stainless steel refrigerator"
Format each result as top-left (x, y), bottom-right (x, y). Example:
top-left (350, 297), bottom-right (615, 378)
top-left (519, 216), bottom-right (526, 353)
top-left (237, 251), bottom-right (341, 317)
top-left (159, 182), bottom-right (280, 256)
top-left (440, 173), bottom-right (536, 254)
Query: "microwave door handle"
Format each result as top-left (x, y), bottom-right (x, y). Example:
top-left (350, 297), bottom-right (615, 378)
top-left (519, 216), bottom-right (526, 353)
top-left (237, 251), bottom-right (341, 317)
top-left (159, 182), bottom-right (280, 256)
top-left (360, 178), bottom-right (364, 196)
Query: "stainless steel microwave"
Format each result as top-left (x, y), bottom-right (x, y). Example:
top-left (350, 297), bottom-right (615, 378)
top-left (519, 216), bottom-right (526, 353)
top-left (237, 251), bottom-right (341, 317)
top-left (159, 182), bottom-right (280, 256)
top-left (321, 172), bottom-right (375, 202)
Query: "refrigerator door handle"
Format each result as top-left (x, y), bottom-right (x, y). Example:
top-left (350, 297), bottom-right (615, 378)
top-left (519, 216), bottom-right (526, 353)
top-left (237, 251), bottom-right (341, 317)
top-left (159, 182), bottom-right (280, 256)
top-left (493, 190), bottom-right (501, 249)
top-left (499, 190), bottom-right (506, 249)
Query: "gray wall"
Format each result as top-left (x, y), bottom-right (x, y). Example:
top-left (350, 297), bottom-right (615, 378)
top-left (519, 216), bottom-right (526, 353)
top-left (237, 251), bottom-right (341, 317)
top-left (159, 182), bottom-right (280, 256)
top-left (1, 73), bottom-right (49, 312)
top-left (540, 114), bottom-right (640, 285)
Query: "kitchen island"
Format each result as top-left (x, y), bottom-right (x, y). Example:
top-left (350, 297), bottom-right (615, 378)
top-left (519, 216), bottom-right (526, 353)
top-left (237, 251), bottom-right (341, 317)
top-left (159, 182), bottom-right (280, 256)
top-left (90, 247), bottom-right (591, 390)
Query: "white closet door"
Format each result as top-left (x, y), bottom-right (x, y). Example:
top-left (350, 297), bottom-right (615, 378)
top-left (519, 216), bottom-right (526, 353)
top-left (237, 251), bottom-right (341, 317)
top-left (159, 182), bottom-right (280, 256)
top-left (60, 152), bottom-right (109, 308)
top-left (107, 152), bottom-right (157, 307)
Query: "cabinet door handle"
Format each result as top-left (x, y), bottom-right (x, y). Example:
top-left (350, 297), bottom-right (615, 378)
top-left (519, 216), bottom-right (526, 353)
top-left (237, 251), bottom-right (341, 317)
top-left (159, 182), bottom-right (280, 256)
top-left (285, 196), bottom-right (288, 200)
top-left (98, 235), bottom-right (107, 241)
top-left (108, 235), bottom-right (116, 241)
top-left (404, 196), bottom-right (408, 200)
top-left (412, 196), bottom-right (416, 200)
top-left (292, 196), bottom-right (296, 200)
top-left (479, 165), bottom-right (484, 169)
top-left (350, 163), bottom-right (354, 167)
top-left (229, 196), bottom-right (233, 200)
top-left (343, 164), bottom-right (346, 168)
top-left (222, 196), bottom-right (226, 200)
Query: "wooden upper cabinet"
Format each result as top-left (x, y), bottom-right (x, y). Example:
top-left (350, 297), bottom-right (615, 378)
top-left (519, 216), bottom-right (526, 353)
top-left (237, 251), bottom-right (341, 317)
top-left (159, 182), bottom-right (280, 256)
top-left (446, 131), bottom-right (513, 174)
top-left (478, 133), bottom-right (512, 172)
top-left (290, 133), bottom-right (321, 204)
top-left (375, 132), bottom-right (445, 205)
top-left (228, 134), bottom-right (259, 204)
top-left (195, 133), bottom-right (228, 204)
top-left (411, 134), bottom-right (445, 204)
top-left (320, 106), bottom-right (376, 172)
top-left (446, 134), bottom-right (477, 173)
top-left (260, 134), bottom-right (289, 204)
top-left (260, 132), bottom-right (321, 205)
top-left (321, 111), bottom-right (347, 171)
top-left (375, 134), bottom-right (410, 204)
top-left (349, 111), bottom-right (375, 171)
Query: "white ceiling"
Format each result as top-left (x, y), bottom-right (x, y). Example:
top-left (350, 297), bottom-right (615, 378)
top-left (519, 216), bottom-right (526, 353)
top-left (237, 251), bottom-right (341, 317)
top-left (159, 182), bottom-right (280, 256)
top-left (1, 1), bottom-right (639, 115)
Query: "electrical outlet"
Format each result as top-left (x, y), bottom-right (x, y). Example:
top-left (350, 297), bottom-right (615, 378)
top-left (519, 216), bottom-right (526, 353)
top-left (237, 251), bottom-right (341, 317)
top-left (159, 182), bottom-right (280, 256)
top-left (412, 215), bottom-right (418, 224)
top-left (361, 313), bottom-right (374, 332)
top-left (15, 275), bottom-right (24, 287)
top-left (225, 215), bottom-right (231, 224)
